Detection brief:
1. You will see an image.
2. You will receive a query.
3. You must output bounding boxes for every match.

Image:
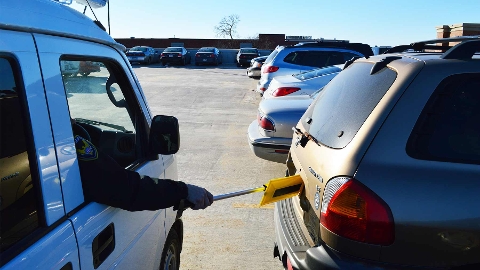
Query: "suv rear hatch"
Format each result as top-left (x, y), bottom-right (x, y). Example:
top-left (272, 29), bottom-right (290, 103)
top-left (288, 57), bottom-right (424, 263)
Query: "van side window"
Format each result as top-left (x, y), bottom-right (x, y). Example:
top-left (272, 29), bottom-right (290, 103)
top-left (0, 57), bottom-right (40, 252)
top-left (407, 73), bottom-right (480, 164)
top-left (60, 59), bottom-right (141, 168)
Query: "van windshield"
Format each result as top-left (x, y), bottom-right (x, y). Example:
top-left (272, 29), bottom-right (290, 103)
top-left (301, 62), bottom-right (397, 148)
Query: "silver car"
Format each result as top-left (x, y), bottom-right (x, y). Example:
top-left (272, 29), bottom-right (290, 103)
top-left (247, 89), bottom-right (323, 163)
top-left (262, 64), bottom-right (343, 99)
top-left (256, 41), bottom-right (372, 94)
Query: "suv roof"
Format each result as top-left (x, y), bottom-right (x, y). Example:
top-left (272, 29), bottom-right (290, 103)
top-left (279, 40), bottom-right (373, 57)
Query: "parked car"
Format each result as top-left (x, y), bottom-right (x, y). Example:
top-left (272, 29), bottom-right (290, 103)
top-left (194, 47), bottom-right (222, 66)
top-left (1, 1), bottom-right (185, 269)
top-left (78, 60), bottom-right (101, 76)
top-left (248, 89), bottom-right (323, 163)
top-left (237, 48), bottom-right (260, 67)
top-left (246, 56), bottom-right (268, 79)
top-left (161, 47), bottom-right (191, 66)
top-left (262, 64), bottom-right (343, 99)
top-left (257, 40), bottom-right (372, 94)
top-left (126, 46), bottom-right (159, 65)
top-left (274, 36), bottom-right (480, 269)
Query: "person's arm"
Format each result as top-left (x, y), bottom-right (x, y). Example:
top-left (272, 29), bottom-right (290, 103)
top-left (75, 135), bottom-right (212, 211)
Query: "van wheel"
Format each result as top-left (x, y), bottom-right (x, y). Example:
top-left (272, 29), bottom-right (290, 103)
top-left (160, 229), bottom-right (180, 270)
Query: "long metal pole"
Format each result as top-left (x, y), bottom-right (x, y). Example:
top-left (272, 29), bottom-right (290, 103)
top-left (213, 186), bottom-right (266, 201)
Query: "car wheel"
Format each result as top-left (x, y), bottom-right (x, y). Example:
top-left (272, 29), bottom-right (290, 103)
top-left (160, 229), bottom-right (181, 270)
top-left (182, 58), bottom-right (186, 66)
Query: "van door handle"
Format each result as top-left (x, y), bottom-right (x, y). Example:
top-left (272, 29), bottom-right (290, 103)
top-left (92, 223), bottom-right (115, 269)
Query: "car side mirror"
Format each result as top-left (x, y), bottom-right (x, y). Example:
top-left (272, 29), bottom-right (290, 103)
top-left (149, 115), bottom-right (180, 155)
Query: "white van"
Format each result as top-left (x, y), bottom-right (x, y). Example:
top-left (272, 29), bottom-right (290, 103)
top-left (0, 0), bottom-right (183, 269)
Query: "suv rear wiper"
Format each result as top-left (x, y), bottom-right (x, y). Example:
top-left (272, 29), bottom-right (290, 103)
top-left (75, 118), bottom-right (129, 133)
top-left (292, 127), bottom-right (320, 147)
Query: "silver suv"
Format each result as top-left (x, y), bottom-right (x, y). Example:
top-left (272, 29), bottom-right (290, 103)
top-left (274, 36), bottom-right (480, 269)
top-left (256, 40), bottom-right (372, 94)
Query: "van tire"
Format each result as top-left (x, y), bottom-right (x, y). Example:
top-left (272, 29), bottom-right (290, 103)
top-left (160, 229), bottom-right (181, 270)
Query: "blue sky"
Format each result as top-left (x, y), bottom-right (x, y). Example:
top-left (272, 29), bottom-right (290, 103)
top-left (69, 0), bottom-right (480, 47)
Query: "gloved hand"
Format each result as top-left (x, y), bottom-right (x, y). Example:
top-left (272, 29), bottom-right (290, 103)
top-left (186, 184), bottom-right (214, 210)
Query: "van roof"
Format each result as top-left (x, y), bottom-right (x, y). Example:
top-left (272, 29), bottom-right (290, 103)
top-left (0, 0), bottom-right (125, 51)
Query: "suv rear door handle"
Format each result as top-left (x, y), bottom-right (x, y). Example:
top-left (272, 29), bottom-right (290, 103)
top-left (92, 223), bottom-right (115, 269)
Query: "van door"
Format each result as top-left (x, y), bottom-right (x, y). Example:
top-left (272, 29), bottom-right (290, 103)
top-left (0, 30), bottom-right (80, 270)
top-left (33, 34), bottom-right (167, 270)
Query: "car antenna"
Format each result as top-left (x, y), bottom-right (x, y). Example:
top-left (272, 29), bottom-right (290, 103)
top-left (84, 0), bottom-right (107, 32)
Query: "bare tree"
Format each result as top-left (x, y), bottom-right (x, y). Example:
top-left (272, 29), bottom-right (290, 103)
top-left (214, 14), bottom-right (240, 39)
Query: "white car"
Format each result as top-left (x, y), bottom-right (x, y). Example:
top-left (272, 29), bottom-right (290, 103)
top-left (1, 1), bottom-right (183, 269)
top-left (256, 42), bottom-right (372, 94)
top-left (262, 65), bottom-right (343, 99)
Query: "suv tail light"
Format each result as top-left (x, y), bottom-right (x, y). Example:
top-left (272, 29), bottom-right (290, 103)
top-left (263, 65), bottom-right (279, 73)
top-left (177, 53), bottom-right (182, 57)
top-left (320, 177), bottom-right (394, 245)
top-left (196, 53), bottom-right (200, 57)
top-left (257, 112), bottom-right (274, 131)
top-left (272, 87), bottom-right (301, 97)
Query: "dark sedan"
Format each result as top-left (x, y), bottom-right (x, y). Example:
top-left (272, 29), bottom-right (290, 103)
top-left (160, 47), bottom-right (191, 66)
top-left (194, 47), bottom-right (223, 66)
top-left (237, 48), bottom-right (260, 67)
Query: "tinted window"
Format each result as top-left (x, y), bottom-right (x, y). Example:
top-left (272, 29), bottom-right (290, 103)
top-left (164, 48), bottom-right (182, 52)
top-left (198, 48), bottom-right (215, 52)
top-left (283, 51), bottom-right (358, 68)
top-left (240, 49), bottom-right (258, 54)
top-left (0, 57), bottom-right (40, 252)
top-left (130, 47), bottom-right (148, 52)
top-left (293, 65), bottom-right (343, 81)
top-left (407, 73), bottom-right (480, 164)
top-left (302, 62), bottom-right (397, 148)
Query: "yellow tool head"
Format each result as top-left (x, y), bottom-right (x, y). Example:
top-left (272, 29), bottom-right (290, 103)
top-left (259, 175), bottom-right (304, 206)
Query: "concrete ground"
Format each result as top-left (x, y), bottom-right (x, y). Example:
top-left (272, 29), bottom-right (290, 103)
top-left (133, 63), bottom-right (286, 270)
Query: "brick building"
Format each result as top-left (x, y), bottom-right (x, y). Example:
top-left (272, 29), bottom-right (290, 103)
top-left (115, 34), bottom-right (295, 50)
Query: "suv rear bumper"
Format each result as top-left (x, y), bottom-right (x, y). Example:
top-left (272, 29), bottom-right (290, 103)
top-left (274, 199), bottom-right (413, 270)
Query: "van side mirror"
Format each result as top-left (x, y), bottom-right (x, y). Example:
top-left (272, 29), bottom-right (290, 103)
top-left (149, 115), bottom-right (180, 155)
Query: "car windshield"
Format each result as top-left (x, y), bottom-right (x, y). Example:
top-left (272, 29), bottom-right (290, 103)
top-left (293, 66), bottom-right (343, 81)
top-left (164, 48), bottom-right (182, 52)
top-left (241, 49), bottom-right (258, 54)
top-left (199, 48), bottom-right (214, 52)
top-left (130, 47), bottom-right (147, 52)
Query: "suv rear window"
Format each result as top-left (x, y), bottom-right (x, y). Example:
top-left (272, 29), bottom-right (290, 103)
top-left (264, 49), bottom-right (280, 65)
top-left (283, 51), bottom-right (358, 68)
top-left (302, 62), bottom-right (397, 148)
top-left (293, 65), bottom-right (343, 81)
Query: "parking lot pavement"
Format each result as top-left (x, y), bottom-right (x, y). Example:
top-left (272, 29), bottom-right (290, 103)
top-left (133, 65), bottom-right (286, 269)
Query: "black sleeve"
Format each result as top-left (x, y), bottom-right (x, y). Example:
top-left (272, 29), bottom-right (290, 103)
top-left (75, 135), bottom-right (188, 211)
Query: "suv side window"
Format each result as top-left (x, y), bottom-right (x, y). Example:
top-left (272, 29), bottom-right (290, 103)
top-left (283, 51), bottom-right (358, 68)
top-left (407, 73), bottom-right (480, 164)
top-left (60, 59), bottom-right (143, 167)
top-left (0, 57), bottom-right (41, 252)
